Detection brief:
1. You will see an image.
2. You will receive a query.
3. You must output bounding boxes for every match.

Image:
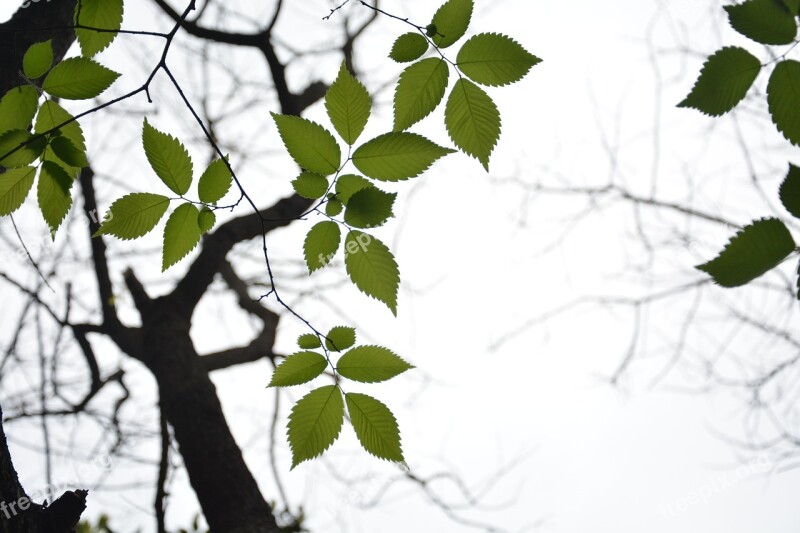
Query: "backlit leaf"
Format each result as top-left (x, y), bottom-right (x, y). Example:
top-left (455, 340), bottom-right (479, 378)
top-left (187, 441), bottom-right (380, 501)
top-left (353, 132), bottom-right (454, 182)
top-left (142, 119), bottom-right (194, 195)
top-left (37, 161), bottom-right (73, 236)
top-left (0, 130), bottom-right (45, 168)
top-left (344, 231), bottom-right (399, 314)
top-left (75, 0), bottom-right (124, 57)
top-left (767, 59), bottom-right (800, 146)
top-left (345, 393), bottom-right (404, 462)
top-left (287, 385), bottom-right (344, 468)
top-left (271, 113), bottom-right (341, 175)
top-left (337, 345), bottom-right (414, 383)
top-left (724, 0), bottom-right (797, 45)
top-left (162, 203), bottom-right (202, 271)
top-left (325, 62), bottom-right (371, 145)
top-left (779, 164), bottom-right (800, 219)
top-left (269, 351), bottom-right (328, 387)
top-left (456, 32), bottom-right (541, 87)
top-left (678, 47), bottom-right (761, 116)
top-left (393, 58), bottom-right (449, 131)
top-left (297, 334), bottom-right (322, 349)
top-left (324, 326), bottom-right (356, 352)
top-left (0, 86), bottom-right (39, 134)
top-left (335, 174), bottom-right (372, 204)
top-left (0, 167), bottom-right (36, 216)
top-left (430, 0), bottom-right (473, 48)
top-left (344, 186), bottom-right (395, 228)
top-left (197, 158), bottom-right (232, 204)
top-left (292, 171), bottom-right (329, 199)
top-left (22, 40), bottom-right (53, 79)
top-left (304, 221), bottom-right (341, 272)
top-left (445, 78), bottom-right (500, 170)
top-left (42, 57), bottom-right (119, 100)
top-left (94, 192), bottom-right (170, 239)
top-left (390, 32), bottom-right (428, 63)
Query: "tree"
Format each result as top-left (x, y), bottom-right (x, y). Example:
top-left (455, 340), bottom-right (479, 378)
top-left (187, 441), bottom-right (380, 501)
top-left (0, 0), bottom-right (537, 531)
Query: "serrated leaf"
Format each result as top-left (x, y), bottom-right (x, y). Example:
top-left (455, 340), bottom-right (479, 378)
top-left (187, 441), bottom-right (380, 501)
top-left (142, 119), bottom-right (193, 195)
top-left (0, 130), bottom-right (45, 168)
top-left (287, 385), bottom-right (344, 468)
top-left (292, 171), bottom-right (328, 199)
top-left (446, 78), bottom-right (500, 171)
top-left (779, 164), bottom-right (800, 218)
top-left (325, 62), bottom-right (371, 145)
top-left (0, 86), bottom-right (39, 135)
top-left (94, 192), bottom-right (170, 239)
top-left (344, 231), bottom-right (399, 314)
top-left (335, 174), bottom-right (372, 204)
top-left (269, 351), bottom-right (328, 387)
top-left (37, 161), bottom-right (73, 235)
top-left (678, 47), bottom-right (761, 117)
top-left (35, 101), bottom-right (85, 152)
top-left (197, 207), bottom-right (215, 233)
top-left (696, 218), bottom-right (795, 287)
top-left (353, 132), bottom-right (454, 182)
top-left (724, 0), bottom-right (797, 45)
top-left (162, 203), bottom-right (202, 271)
top-left (42, 57), bottom-right (119, 100)
top-left (768, 60), bottom-right (800, 146)
top-left (326, 198), bottom-right (343, 216)
top-left (49, 136), bottom-right (88, 168)
top-left (344, 186), bottom-right (395, 229)
top-left (0, 167), bottom-right (36, 216)
top-left (430, 0), bottom-right (473, 48)
top-left (304, 221), bottom-right (341, 272)
top-left (197, 158), bottom-right (232, 204)
top-left (337, 345), bottom-right (414, 383)
top-left (456, 33), bottom-right (541, 87)
top-left (393, 58), bottom-right (449, 131)
top-left (390, 32), bottom-right (428, 63)
top-left (22, 40), bottom-right (53, 79)
top-left (271, 113), bottom-right (341, 175)
top-left (297, 334), bottom-right (322, 349)
top-left (324, 326), bottom-right (356, 352)
top-left (345, 393), bottom-right (404, 462)
top-left (75, 0), bottom-right (124, 57)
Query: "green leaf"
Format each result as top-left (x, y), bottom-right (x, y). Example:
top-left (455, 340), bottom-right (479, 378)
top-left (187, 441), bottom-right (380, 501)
top-left (142, 119), bottom-right (194, 195)
top-left (268, 351), bottom-right (328, 387)
top-left (696, 218), bottom-right (796, 287)
top-left (0, 130), bottom-right (45, 168)
top-left (779, 164), bottom-right (800, 219)
top-left (768, 60), bottom-right (800, 146)
top-left (287, 385), bottom-right (344, 468)
top-left (35, 101), bottom-right (86, 153)
top-left (344, 231), bottom-right (399, 314)
top-left (393, 58), bottom-right (449, 131)
top-left (335, 174), bottom-right (372, 204)
top-left (353, 132), bottom-right (454, 182)
top-left (197, 207), bottom-right (216, 233)
top-left (326, 198), bottom-right (343, 217)
top-left (0, 86), bottom-right (39, 135)
top-left (456, 33), bottom-right (541, 87)
top-left (75, 0), bottom-right (125, 57)
top-left (271, 113), bottom-right (341, 175)
top-left (304, 221), bottom-right (341, 273)
top-left (49, 136), bottom-right (88, 168)
top-left (445, 78), bottom-right (501, 171)
top-left (324, 326), bottom-right (356, 352)
top-left (0, 167), bottom-right (36, 216)
top-left (42, 57), bottom-right (120, 100)
top-left (162, 203), bottom-right (202, 271)
top-left (297, 334), bottom-right (322, 349)
top-left (781, 0), bottom-right (800, 14)
top-left (37, 161), bottom-right (73, 235)
top-left (337, 345), bottom-right (414, 383)
top-left (94, 192), bottom-right (170, 239)
top-left (724, 0), bottom-right (797, 45)
top-left (344, 186), bottom-right (396, 228)
top-left (22, 40), bottom-right (53, 79)
top-left (345, 393), bottom-right (404, 462)
top-left (430, 0), bottom-right (473, 48)
top-left (325, 62), bottom-right (371, 145)
top-left (197, 158), bottom-right (232, 204)
top-left (292, 171), bottom-right (329, 199)
top-left (678, 47), bottom-right (761, 117)
top-left (390, 32), bottom-right (429, 63)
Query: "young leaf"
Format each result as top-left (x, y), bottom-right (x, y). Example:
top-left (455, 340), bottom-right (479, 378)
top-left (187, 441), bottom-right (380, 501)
top-left (271, 113), bottom-right (341, 175)
top-left (724, 0), bottom-right (797, 45)
top-left (393, 58), bottom-right (449, 131)
top-left (74, 0), bottom-right (125, 57)
top-left (197, 207), bottom-right (216, 234)
top-left (0, 86), bottom-right (39, 134)
top-left (197, 158), bottom-right (232, 204)
top-left (0, 167), bottom-right (36, 216)
top-left (767, 60), bottom-right (800, 146)
top-left (345, 393), bottom-right (404, 462)
top-left (343, 186), bottom-right (396, 228)
top-left (390, 33), bottom-right (428, 63)
top-left (22, 40), bottom-right (53, 79)
top-left (268, 351), bottom-right (328, 387)
top-left (344, 231), bottom-right (399, 314)
top-left (779, 164), bottom-right (800, 219)
top-left (445, 78), bottom-right (501, 171)
top-left (335, 174), bottom-right (372, 204)
top-left (678, 47), bottom-right (761, 117)
top-left (42, 57), bottom-right (120, 100)
top-left (35, 101), bottom-right (86, 153)
top-left (304, 221), bottom-right (341, 273)
top-left (325, 62), bottom-right (371, 145)
top-left (0, 130), bottom-right (45, 168)
top-left (696, 218), bottom-right (795, 287)
top-left (287, 385), bottom-right (344, 468)
top-left (430, 0), bottom-right (473, 49)
top-left (456, 33), bottom-right (541, 87)
top-left (142, 119), bottom-right (194, 195)
top-left (337, 345), bottom-right (414, 383)
top-left (326, 198), bottom-right (343, 217)
top-left (324, 326), bottom-right (356, 352)
top-left (352, 132), bottom-right (455, 181)
top-left (292, 171), bottom-right (329, 199)
top-left (94, 192), bottom-right (170, 239)
top-left (49, 136), bottom-right (88, 168)
top-left (37, 161), bottom-right (73, 235)
top-left (297, 334), bottom-right (322, 349)
top-left (162, 203), bottom-right (202, 271)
